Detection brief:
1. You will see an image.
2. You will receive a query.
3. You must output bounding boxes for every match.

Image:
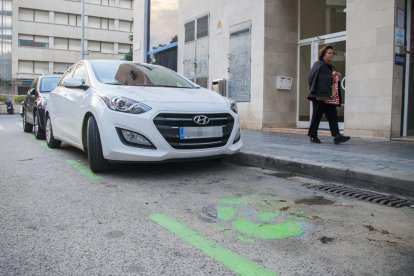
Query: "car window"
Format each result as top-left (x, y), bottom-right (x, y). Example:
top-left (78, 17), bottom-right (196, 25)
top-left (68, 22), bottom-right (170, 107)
top-left (72, 63), bottom-right (90, 86)
top-left (59, 65), bottom-right (76, 86)
top-left (91, 60), bottom-right (195, 88)
top-left (40, 77), bottom-right (61, 93)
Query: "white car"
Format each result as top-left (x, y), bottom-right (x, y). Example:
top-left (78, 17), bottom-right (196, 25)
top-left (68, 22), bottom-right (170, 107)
top-left (46, 60), bottom-right (242, 172)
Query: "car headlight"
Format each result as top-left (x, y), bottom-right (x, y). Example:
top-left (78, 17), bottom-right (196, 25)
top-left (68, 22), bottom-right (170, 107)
top-left (100, 96), bottom-right (152, 114)
top-left (229, 98), bottom-right (238, 114)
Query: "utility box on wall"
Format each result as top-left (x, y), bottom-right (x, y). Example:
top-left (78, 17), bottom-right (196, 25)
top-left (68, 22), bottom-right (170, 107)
top-left (212, 79), bottom-right (227, 96)
top-left (276, 76), bottom-right (292, 90)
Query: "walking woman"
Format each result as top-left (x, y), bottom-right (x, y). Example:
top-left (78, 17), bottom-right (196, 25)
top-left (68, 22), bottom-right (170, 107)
top-left (307, 45), bottom-right (350, 144)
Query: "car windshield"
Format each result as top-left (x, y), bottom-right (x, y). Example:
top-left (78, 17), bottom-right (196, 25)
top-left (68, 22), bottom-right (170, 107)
top-left (40, 77), bottom-right (61, 92)
top-left (91, 60), bottom-right (196, 88)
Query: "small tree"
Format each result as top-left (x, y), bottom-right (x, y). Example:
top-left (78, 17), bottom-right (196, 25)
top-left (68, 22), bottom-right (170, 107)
top-left (123, 34), bottom-right (133, 61)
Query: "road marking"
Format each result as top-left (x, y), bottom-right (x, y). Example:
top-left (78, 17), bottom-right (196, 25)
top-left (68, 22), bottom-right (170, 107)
top-left (66, 159), bottom-right (103, 181)
top-left (0, 123), bottom-right (4, 130)
top-left (149, 213), bottom-right (277, 276)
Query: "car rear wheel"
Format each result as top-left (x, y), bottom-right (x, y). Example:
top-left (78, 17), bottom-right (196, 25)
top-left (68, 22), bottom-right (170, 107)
top-left (87, 116), bottom-right (109, 172)
top-left (46, 115), bottom-right (61, 148)
top-left (23, 109), bottom-right (33, 133)
top-left (34, 111), bottom-right (46, 140)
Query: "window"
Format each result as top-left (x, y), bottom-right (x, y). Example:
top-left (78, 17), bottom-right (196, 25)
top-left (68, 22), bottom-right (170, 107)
top-left (88, 40), bottom-right (101, 52)
top-left (69, 39), bottom-right (81, 51)
top-left (101, 0), bottom-right (109, 5)
top-left (101, 42), bottom-right (113, 53)
top-left (19, 35), bottom-right (49, 48)
top-left (86, 0), bottom-right (100, 4)
top-left (88, 16), bottom-right (101, 28)
top-left (72, 63), bottom-right (89, 85)
top-left (34, 36), bottom-right (49, 48)
top-left (101, 18), bottom-right (109, 29)
top-left (34, 62), bottom-right (49, 74)
top-left (54, 38), bottom-right (69, 50)
top-left (197, 15), bottom-right (209, 38)
top-left (118, 43), bottom-right (131, 54)
top-left (184, 21), bottom-right (195, 43)
top-left (119, 20), bottom-right (131, 32)
top-left (119, 0), bottom-right (132, 9)
top-left (18, 61), bottom-right (34, 73)
top-left (19, 8), bottom-right (34, 21)
top-left (68, 14), bottom-right (81, 26)
top-left (34, 10), bottom-right (49, 23)
top-left (55, 12), bottom-right (69, 25)
top-left (53, 63), bottom-right (71, 74)
top-left (108, 19), bottom-right (115, 30)
top-left (18, 35), bottom-right (33, 47)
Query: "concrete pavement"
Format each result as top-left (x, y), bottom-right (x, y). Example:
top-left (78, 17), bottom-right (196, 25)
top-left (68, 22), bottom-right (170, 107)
top-left (232, 129), bottom-right (414, 198)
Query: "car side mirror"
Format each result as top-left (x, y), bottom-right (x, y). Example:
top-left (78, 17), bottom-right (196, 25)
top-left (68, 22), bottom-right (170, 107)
top-left (29, 88), bottom-right (37, 96)
top-left (64, 78), bottom-right (89, 90)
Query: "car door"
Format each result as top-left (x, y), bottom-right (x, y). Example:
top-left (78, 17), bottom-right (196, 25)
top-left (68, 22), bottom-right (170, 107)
top-left (63, 63), bottom-right (91, 146)
top-left (25, 78), bottom-right (38, 124)
top-left (50, 65), bottom-right (75, 139)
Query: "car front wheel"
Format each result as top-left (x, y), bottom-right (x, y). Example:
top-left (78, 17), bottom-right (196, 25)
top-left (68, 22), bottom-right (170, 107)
top-left (46, 115), bottom-right (61, 148)
top-left (87, 116), bottom-right (109, 172)
top-left (23, 109), bottom-right (33, 133)
top-left (34, 111), bottom-right (46, 140)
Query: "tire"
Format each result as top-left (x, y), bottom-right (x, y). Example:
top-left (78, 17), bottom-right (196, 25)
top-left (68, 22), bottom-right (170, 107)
top-left (46, 115), bottom-right (61, 148)
top-left (23, 109), bottom-right (33, 133)
top-left (87, 116), bottom-right (109, 172)
top-left (34, 111), bottom-right (46, 140)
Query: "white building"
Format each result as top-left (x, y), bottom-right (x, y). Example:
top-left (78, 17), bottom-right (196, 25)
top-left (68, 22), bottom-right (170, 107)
top-left (1, 0), bottom-right (133, 94)
top-left (134, 0), bottom-right (413, 140)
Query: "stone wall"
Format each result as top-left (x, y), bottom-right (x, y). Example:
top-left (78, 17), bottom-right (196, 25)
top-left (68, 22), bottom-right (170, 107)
top-left (345, 0), bottom-right (396, 139)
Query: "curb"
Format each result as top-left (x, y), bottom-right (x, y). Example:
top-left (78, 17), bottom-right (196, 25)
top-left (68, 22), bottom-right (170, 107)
top-left (230, 150), bottom-right (414, 198)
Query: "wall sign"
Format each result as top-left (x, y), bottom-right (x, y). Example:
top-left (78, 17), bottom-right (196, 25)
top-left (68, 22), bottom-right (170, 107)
top-left (395, 53), bottom-right (406, 66)
top-left (395, 27), bottom-right (405, 46)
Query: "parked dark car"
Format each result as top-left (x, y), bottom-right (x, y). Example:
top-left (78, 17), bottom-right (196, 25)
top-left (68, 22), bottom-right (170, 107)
top-left (22, 75), bottom-right (62, 139)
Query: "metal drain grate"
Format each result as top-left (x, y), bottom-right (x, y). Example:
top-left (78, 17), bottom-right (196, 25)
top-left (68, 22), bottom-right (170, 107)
top-left (308, 184), bottom-right (413, 208)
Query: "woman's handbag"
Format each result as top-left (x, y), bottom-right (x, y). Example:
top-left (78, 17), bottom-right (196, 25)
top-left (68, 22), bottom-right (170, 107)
top-left (316, 84), bottom-right (336, 101)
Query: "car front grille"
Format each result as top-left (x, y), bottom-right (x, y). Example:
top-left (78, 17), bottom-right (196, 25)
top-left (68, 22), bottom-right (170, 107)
top-left (153, 113), bottom-right (235, 149)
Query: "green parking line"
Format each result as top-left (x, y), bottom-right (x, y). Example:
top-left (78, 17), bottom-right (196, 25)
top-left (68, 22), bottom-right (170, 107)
top-left (149, 213), bottom-right (277, 276)
top-left (66, 159), bottom-right (103, 181)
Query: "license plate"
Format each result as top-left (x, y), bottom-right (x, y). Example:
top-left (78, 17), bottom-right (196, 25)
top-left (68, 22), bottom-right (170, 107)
top-left (179, 126), bottom-right (223, 139)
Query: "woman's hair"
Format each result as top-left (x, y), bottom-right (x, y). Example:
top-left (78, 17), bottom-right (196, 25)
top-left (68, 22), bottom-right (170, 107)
top-left (319, 45), bottom-right (334, 61)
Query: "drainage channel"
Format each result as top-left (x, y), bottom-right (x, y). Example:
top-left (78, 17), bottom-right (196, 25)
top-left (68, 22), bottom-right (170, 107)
top-left (308, 184), bottom-right (413, 208)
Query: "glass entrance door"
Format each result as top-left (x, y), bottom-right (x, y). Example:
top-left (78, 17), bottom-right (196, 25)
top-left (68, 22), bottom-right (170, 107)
top-left (297, 34), bottom-right (346, 130)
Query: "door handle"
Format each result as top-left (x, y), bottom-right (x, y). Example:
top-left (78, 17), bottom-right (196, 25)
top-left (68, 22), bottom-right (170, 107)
top-left (341, 77), bottom-right (346, 91)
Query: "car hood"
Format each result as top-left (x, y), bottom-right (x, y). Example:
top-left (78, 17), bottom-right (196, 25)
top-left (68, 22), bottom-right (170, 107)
top-left (98, 85), bottom-right (228, 105)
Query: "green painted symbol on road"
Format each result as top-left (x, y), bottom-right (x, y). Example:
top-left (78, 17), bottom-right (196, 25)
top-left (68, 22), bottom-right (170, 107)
top-left (215, 194), bottom-right (304, 242)
top-left (66, 159), bottom-right (103, 181)
top-left (150, 213), bottom-right (277, 276)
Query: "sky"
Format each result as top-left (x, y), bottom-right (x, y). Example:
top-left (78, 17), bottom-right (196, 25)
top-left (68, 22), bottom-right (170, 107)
top-left (150, 0), bottom-right (178, 49)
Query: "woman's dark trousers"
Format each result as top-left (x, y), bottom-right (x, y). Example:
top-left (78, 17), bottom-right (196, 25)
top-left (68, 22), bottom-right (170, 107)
top-left (308, 100), bottom-right (340, 138)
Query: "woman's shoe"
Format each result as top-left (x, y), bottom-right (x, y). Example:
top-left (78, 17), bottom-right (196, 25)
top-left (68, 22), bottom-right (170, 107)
top-left (334, 134), bottom-right (350, 144)
top-left (310, 137), bottom-right (321, 144)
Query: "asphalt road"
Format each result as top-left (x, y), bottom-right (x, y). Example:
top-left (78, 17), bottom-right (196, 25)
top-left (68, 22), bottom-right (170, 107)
top-left (1, 114), bottom-right (413, 276)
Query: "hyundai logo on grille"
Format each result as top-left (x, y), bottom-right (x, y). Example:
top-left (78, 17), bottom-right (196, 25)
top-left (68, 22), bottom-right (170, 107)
top-left (193, 115), bottom-right (209, 125)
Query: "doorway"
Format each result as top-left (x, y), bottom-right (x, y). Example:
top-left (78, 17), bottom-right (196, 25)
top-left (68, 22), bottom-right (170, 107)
top-left (297, 33), bottom-right (346, 129)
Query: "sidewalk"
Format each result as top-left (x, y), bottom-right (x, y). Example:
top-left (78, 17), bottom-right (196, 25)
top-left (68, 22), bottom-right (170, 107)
top-left (231, 129), bottom-right (414, 198)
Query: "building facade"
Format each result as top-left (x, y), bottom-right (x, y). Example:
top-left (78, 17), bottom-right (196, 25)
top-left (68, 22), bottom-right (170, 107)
top-left (134, 0), bottom-right (413, 140)
top-left (0, 0), bottom-right (133, 94)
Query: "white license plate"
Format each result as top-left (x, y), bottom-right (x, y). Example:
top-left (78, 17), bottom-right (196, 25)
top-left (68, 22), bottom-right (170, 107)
top-left (179, 126), bottom-right (223, 139)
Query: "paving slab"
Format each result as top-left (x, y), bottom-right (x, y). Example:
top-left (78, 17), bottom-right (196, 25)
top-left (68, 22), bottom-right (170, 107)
top-left (231, 129), bottom-right (414, 197)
